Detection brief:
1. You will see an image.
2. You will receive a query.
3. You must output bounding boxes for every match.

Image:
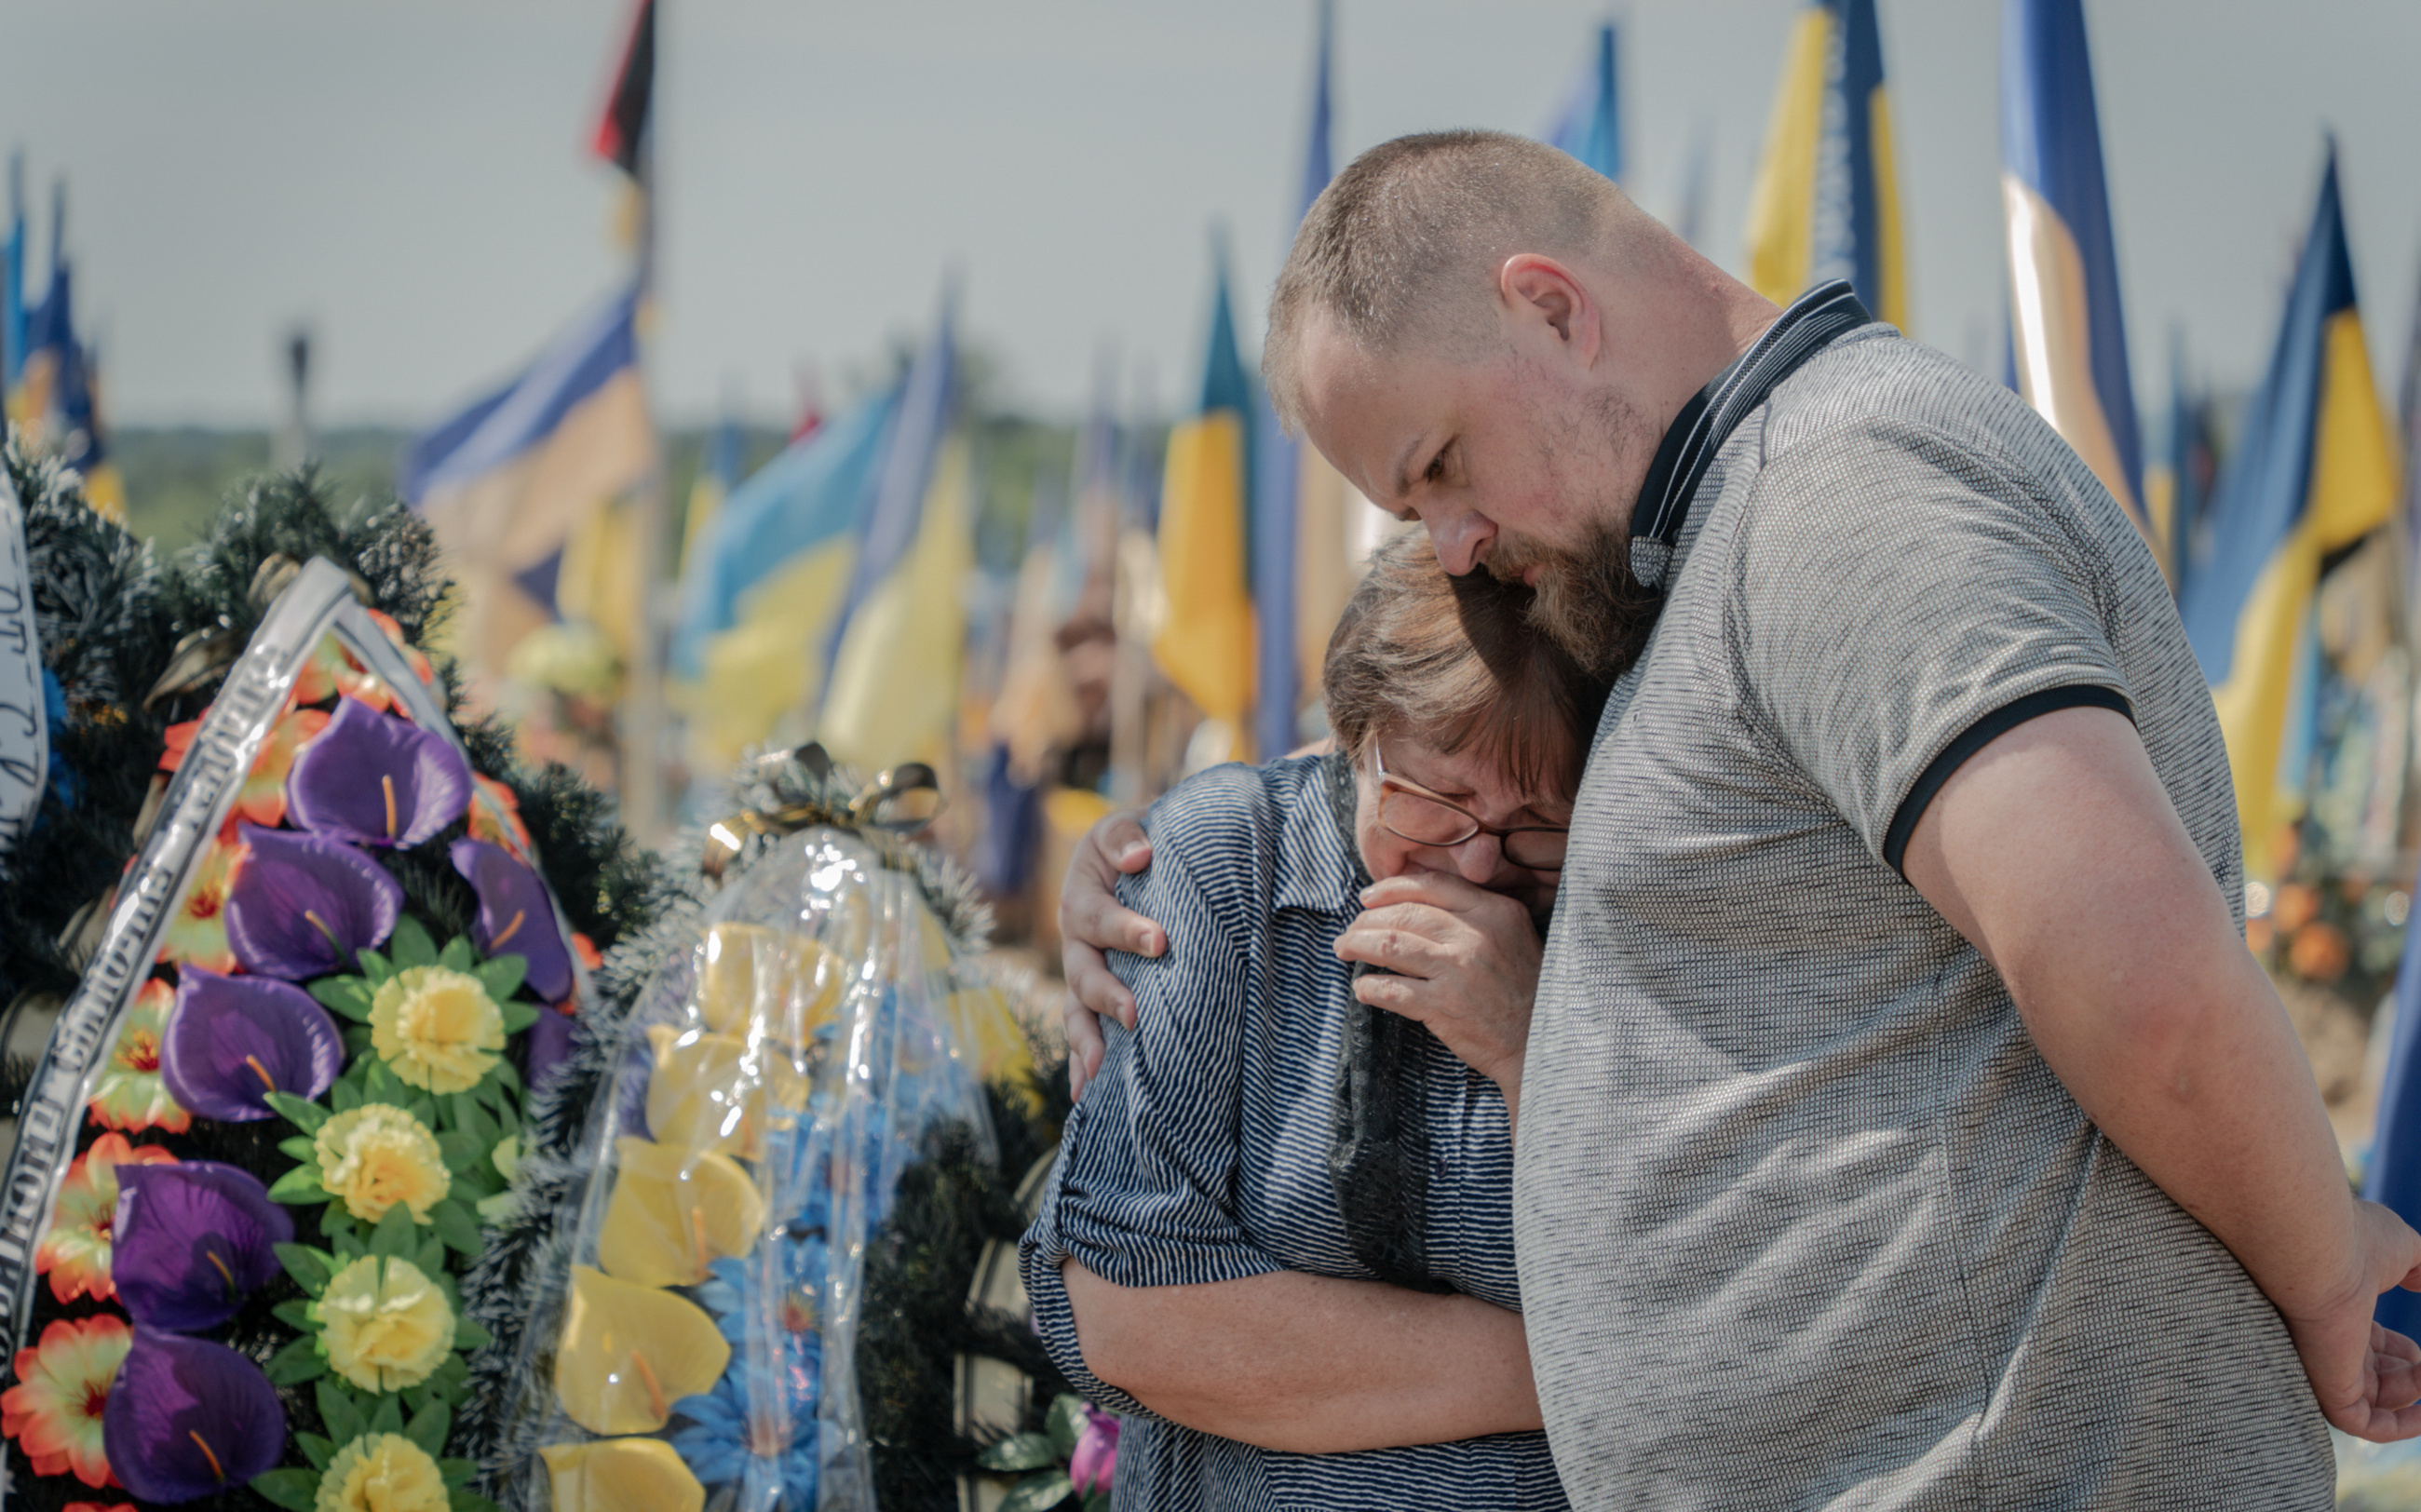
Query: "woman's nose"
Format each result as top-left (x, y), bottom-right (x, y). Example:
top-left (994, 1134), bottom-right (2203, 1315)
top-left (1450, 830), bottom-right (1509, 884)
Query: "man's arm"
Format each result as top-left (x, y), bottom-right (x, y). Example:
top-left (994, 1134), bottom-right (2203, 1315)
top-left (1062, 1260), bottom-right (1543, 1453)
top-left (1902, 704), bottom-right (2421, 1441)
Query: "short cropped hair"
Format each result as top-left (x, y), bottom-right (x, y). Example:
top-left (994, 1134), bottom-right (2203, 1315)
top-left (1265, 129), bottom-right (1627, 432)
top-left (1323, 529), bottom-right (1609, 800)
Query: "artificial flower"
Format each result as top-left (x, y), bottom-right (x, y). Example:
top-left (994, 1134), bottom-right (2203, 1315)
top-left (1, 1314), bottom-right (132, 1488)
top-left (156, 826), bottom-right (243, 975)
top-left (285, 695), bottom-right (469, 848)
top-left (313, 1432), bottom-right (450, 1512)
top-left (223, 822), bottom-right (402, 980)
top-left (536, 1438), bottom-right (704, 1512)
top-left (697, 924), bottom-right (843, 1039)
top-left (86, 979), bottom-right (190, 1135)
top-left (450, 837), bottom-right (571, 1003)
top-left (596, 1137), bottom-right (766, 1289)
top-left (112, 1162), bottom-right (292, 1331)
top-left (101, 1327), bottom-right (284, 1503)
top-left (313, 1103), bottom-right (450, 1223)
top-left (524, 1007), bottom-right (576, 1096)
top-left (692, 1244), bottom-right (825, 1419)
top-left (315, 1254), bottom-right (455, 1393)
top-left (35, 1134), bottom-right (178, 1305)
top-left (553, 1265), bottom-right (730, 1436)
top-left (370, 965), bottom-right (505, 1093)
top-left (160, 708), bottom-right (330, 827)
top-left (62, 1503), bottom-right (137, 1512)
top-left (1069, 1402), bottom-right (1121, 1494)
top-left (468, 772), bottom-right (533, 857)
top-left (291, 612), bottom-right (435, 715)
top-left (159, 966), bottom-right (345, 1122)
top-left (642, 1024), bottom-right (807, 1162)
top-left (669, 1363), bottom-right (818, 1505)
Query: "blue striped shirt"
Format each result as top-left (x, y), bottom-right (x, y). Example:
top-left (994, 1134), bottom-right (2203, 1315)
top-left (1020, 755), bottom-right (1567, 1511)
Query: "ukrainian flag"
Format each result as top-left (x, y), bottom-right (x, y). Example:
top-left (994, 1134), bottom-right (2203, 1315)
top-left (818, 295), bottom-right (969, 774)
top-left (2001, 0), bottom-right (2148, 544)
top-left (1247, 0), bottom-right (1338, 761)
top-left (1745, 0), bottom-right (1908, 331)
top-left (1157, 252), bottom-right (1258, 762)
top-left (670, 393), bottom-right (892, 769)
top-left (2177, 149), bottom-right (2399, 882)
top-left (1545, 21), bottom-right (1621, 185)
top-left (400, 284), bottom-right (654, 687)
top-left (3, 157), bottom-right (23, 401)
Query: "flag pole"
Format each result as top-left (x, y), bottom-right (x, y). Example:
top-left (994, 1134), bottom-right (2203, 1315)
top-left (619, 7), bottom-right (669, 844)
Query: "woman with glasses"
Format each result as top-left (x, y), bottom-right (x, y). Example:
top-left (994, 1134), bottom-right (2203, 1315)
top-left (1019, 532), bottom-right (1605, 1511)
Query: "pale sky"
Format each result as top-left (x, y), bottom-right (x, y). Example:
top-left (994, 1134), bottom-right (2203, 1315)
top-left (1, 0), bottom-right (2416, 433)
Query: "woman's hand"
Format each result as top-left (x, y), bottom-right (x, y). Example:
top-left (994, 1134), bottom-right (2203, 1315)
top-left (1059, 810), bottom-right (1163, 1100)
top-left (1333, 871), bottom-right (1541, 1121)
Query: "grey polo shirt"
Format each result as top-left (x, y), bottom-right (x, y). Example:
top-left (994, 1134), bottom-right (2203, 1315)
top-left (1517, 318), bottom-right (2333, 1508)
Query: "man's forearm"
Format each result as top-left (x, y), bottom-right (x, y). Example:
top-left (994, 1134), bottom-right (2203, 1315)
top-left (1062, 1259), bottom-right (1542, 1452)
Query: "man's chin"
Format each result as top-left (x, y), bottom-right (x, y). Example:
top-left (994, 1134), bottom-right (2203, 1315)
top-left (1528, 559), bottom-right (1664, 680)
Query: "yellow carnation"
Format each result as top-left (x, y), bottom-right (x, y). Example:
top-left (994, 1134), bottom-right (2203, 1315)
top-left (371, 965), bottom-right (505, 1093)
top-left (314, 1103), bottom-right (449, 1223)
top-left (315, 1430), bottom-right (450, 1512)
top-left (315, 1254), bottom-right (456, 1393)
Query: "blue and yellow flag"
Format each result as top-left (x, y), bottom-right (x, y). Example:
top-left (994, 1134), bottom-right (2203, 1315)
top-left (2001, 0), bottom-right (2146, 537)
top-left (1744, 0), bottom-right (1908, 331)
top-left (1545, 21), bottom-right (1621, 184)
top-left (54, 335), bottom-right (124, 520)
top-left (1251, 0), bottom-right (1337, 762)
top-left (671, 392), bottom-right (893, 769)
top-left (1159, 254), bottom-right (1258, 761)
top-left (2, 156), bottom-right (23, 399)
top-left (818, 295), bottom-right (968, 774)
top-left (2177, 149), bottom-right (2399, 881)
top-left (400, 285), bottom-right (654, 685)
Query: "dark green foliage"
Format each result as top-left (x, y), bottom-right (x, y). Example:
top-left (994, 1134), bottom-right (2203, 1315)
top-left (505, 760), bottom-right (671, 952)
top-left (861, 1071), bottom-right (1075, 1512)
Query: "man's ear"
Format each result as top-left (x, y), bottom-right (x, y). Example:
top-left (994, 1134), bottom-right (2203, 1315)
top-left (1498, 254), bottom-right (1600, 363)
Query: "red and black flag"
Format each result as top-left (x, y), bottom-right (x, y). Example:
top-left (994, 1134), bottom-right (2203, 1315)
top-left (591, 0), bottom-right (655, 180)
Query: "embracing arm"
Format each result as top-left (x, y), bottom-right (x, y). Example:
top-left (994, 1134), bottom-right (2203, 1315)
top-left (1063, 1260), bottom-right (1542, 1453)
top-left (1904, 705), bottom-right (2421, 1440)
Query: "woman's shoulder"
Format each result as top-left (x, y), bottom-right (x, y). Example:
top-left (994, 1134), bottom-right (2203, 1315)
top-left (1142, 753), bottom-right (1329, 865)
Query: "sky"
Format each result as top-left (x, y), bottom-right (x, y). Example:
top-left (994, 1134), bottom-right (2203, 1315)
top-left (0, 0), bottom-right (2416, 434)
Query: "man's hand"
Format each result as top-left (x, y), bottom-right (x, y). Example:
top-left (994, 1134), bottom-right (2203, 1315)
top-left (1333, 871), bottom-right (1540, 1122)
top-left (1059, 810), bottom-right (1161, 1100)
top-left (2279, 1200), bottom-right (2421, 1439)
top-left (1904, 704), bottom-right (2421, 1440)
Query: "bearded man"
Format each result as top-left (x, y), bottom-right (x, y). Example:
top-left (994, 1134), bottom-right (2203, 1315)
top-left (1059, 129), bottom-right (2421, 1508)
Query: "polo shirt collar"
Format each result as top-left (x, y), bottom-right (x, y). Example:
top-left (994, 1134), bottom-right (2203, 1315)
top-left (1628, 279), bottom-right (1873, 588)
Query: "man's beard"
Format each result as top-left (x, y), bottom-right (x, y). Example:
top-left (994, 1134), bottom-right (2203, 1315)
top-left (1489, 518), bottom-right (1666, 681)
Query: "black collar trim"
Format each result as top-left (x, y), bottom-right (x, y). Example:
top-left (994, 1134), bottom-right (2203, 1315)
top-left (1628, 280), bottom-right (1873, 587)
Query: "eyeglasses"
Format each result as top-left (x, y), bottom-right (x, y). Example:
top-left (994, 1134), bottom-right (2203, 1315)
top-left (1373, 747), bottom-right (1569, 872)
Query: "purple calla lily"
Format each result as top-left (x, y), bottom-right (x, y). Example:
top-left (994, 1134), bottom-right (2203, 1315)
top-left (524, 1006), bottom-right (576, 1093)
top-left (102, 1326), bottom-right (286, 1503)
top-left (451, 837), bottom-right (573, 1003)
top-left (286, 694), bottom-right (471, 848)
top-left (160, 967), bottom-right (344, 1122)
top-left (112, 1162), bottom-right (292, 1332)
top-left (223, 822), bottom-right (403, 979)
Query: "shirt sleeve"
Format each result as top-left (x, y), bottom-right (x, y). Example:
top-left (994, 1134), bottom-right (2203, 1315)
top-left (1729, 415), bottom-right (2135, 873)
top-left (1018, 789), bottom-right (1289, 1417)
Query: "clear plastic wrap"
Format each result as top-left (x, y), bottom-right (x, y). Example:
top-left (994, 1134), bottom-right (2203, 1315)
top-left (502, 824), bottom-right (1005, 1512)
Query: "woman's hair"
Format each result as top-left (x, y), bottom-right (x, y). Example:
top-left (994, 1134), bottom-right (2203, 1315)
top-left (1322, 530), bottom-right (1612, 799)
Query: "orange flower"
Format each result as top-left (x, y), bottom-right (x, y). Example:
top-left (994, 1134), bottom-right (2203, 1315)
top-left (291, 611), bottom-right (437, 714)
top-left (469, 773), bottom-right (534, 858)
top-left (158, 707), bottom-right (330, 826)
top-left (36, 1132), bottom-right (179, 1304)
top-left (156, 826), bottom-right (245, 974)
top-left (2271, 883), bottom-right (2320, 933)
top-left (86, 980), bottom-right (190, 1135)
top-left (2, 1314), bottom-right (133, 1487)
